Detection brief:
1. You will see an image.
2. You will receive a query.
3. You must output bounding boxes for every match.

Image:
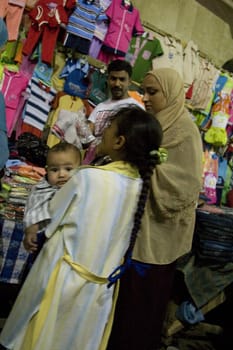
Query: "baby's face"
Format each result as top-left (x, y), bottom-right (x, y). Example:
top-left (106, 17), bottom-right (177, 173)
top-left (46, 150), bottom-right (80, 187)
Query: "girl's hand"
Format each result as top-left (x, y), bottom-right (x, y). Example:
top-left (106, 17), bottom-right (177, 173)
top-left (23, 224), bottom-right (39, 253)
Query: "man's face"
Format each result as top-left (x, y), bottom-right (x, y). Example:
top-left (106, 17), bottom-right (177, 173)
top-left (108, 70), bottom-right (130, 100)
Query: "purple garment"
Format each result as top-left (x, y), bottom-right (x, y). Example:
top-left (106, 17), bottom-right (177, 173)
top-left (88, 0), bottom-right (112, 58)
top-left (89, 37), bottom-right (103, 58)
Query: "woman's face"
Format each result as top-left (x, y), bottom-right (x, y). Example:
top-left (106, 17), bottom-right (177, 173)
top-left (141, 74), bottom-right (167, 114)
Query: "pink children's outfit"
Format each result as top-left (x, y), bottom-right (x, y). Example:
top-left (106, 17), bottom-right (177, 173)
top-left (1, 69), bottom-right (29, 137)
top-left (98, 0), bottom-right (144, 64)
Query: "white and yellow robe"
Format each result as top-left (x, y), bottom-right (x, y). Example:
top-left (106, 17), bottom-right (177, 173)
top-left (0, 161), bottom-right (141, 350)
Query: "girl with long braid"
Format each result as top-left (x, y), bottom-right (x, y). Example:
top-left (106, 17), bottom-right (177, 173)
top-left (0, 107), bottom-right (165, 350)
top-left (108, 68), bottom-right (203, 350)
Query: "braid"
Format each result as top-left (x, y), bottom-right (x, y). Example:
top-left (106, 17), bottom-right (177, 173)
top-left (107, 107), bottom-right (163, 287)
top-left (126, 157), bottom-right (158, 255)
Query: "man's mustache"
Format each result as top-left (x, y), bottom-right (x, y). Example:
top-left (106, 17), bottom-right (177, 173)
top-left (112, 88), bottom-right (122, 91)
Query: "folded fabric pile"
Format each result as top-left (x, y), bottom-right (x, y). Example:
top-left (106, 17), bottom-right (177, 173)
top-left (194, 210), bottom-right (233, 264)
top-left (0, 161), bottom-right (45, 221)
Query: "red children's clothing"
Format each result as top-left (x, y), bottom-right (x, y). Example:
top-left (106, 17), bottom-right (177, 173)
top-left (22, 0), bottom-right (68, 64)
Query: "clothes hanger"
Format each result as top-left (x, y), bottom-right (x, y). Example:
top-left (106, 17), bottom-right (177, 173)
top-left (85, 0), bottom-right (95, 5)
top-left (47, 2), bottom-right (58, 9)
top-left (124, 0), bottom-right (131, 7)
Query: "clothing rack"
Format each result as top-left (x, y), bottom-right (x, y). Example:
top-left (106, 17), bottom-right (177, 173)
top-left (70, 53), bottom-right (107, 70)
top-left (78, 54), bottom-right (107, 70)
top-left (142, 20), bottom-right (221, 69)
top-left (142, 21), bottom-right (182, 43)
top-left (56, 44), bottom-right (107, 70)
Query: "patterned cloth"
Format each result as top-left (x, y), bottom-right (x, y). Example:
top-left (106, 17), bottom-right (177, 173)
top-left (0, 218), bottom-right (29, 284)
top-left (22, 77), bottom-right (57, 131)
top-left (66, 0), bottom-right (107, 41)
top-left (177, 254), bottom-right (233, 308)
top-left (194, 210), bottom-right (233, 264)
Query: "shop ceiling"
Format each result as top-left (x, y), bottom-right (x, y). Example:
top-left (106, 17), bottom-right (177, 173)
top-left (196, 0), bottom-right (233, 36)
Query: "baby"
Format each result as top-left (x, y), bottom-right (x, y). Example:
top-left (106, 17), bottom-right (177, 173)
top-left (23, 142), bottom-right (81, 254)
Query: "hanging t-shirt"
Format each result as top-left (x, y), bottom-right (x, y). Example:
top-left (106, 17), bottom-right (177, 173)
top-left (66, 0), bottom-right (107, 41)
top-left (88, 68), bottom-right (108, 106)
top-left (126, 32), bottom-right (163, 84)
top-left (60, 58), bottom-right (90, 98)
top-left (152, 33), bottom-right (184, 79)
top-left (23, 77), bottom-right (57, 131)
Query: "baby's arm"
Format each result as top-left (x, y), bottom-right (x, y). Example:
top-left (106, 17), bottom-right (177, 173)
top-left (23, 218), bottom-right (50, 253)
top-left (23, 179), bottom-right (57, 248)
top-left (23, 223), bottom-right (39, 253)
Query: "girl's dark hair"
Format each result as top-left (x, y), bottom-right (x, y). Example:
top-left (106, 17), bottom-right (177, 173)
top-left (107, 107), bottom-right (163, 286)
top-left (110, 106), bottom-right (163, 176)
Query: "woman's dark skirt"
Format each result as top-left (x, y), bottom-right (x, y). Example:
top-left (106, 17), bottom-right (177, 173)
top-left (107, 260), bottom-right (176, 350)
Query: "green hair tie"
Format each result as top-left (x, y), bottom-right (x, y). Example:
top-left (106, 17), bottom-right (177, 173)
top-left (149, 147), bottom-right (168, 164)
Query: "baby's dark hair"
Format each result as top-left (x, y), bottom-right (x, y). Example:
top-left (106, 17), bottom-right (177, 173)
top-left (107, 59), bottom-right (133, 78)
top-left (107, 107), bottom-right (163, 286)
top-left (46, 142), bottom-right (81, 165)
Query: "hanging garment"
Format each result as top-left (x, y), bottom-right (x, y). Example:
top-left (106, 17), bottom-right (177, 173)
top-left (22, 76), bottom-right (57, 131)
top-left (99, 0), bottom-right (144, 61)
top-left (60, 58), bottom-right (90, 98)
top-left (88, 68), bottom-right (108, 106)
top-left (0, 93), bottom-right (9, 170)
top-left (126, 32), bottom-right (163, 84)
top-left (47, 93), bottom-right (84, 147)
top-left (22, 0), bottom-right (68, 64)
top-left (50, 50), bottom-right (66, 91)
top-left (65, 0), bottom-right (107, 47)
top-left (88, 0), bottom-right (112, 58)
top-left (0, 0), bottom-right (26, 40)
top-left (152, 34), bottom-right (184, 79)
top-left (183, 40), bottom-right (200, 91)
top-left (1, 69), bottom-right (29, 137)
top-left (189, 57), bottom-right (220, 113)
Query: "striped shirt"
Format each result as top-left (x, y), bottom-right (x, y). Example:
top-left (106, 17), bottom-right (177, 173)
top-left (66, 0), bottom-right (107, 41)
top-left (23, 77), bottom-right (57, 131)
